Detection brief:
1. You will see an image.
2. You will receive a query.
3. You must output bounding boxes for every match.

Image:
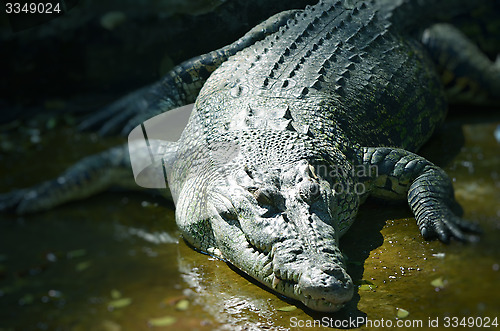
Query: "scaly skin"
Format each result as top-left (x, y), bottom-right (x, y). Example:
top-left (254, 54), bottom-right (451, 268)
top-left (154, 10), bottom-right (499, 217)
top-left (1, 0), bottom-right (498, 312)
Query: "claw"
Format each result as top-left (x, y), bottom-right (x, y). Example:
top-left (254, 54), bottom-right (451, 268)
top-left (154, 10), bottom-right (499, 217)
top-left (420, 226), bottom-right (430, 240)
top-left (418, 209), bottom-right (482, 244)
top-left (436, 229), bottom-right (450, 244)
top-left (272, 275), bottom-right (281, 289)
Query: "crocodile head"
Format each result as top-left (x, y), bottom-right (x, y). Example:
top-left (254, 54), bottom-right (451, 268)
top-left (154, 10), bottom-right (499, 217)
top-left (176, 147), bottom-right (356, 311)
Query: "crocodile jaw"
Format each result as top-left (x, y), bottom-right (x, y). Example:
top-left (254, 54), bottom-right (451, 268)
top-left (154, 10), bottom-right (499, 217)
top-left (270, 238), bottom-right (354, 312)
top-left (212, 209), bottom-right (354, 312)
top-left (205, 159), bottom-right (354, 312)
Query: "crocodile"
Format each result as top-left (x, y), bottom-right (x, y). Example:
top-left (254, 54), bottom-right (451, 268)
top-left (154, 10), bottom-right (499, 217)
top-left (1, 0), bottom-right (499, 312)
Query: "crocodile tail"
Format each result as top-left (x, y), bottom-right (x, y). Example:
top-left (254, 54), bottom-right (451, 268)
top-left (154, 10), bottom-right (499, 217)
top-left (379, 0), bottom-right (497, 33)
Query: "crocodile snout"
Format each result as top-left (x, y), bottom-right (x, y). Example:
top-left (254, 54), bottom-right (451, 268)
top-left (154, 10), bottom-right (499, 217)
top-left (298, 263), bottom-right (353, 311)
top-left (271, 239), bottom-right (353, 311)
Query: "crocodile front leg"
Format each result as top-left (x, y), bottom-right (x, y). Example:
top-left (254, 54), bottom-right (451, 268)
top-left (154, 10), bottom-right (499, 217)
top-left (361, 147), bottom-right (481, 243)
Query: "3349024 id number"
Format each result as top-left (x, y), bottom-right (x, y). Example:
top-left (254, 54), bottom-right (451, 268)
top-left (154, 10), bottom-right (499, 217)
top-left (443, 316), bottom-right (498, 328)
top-left (5, 2), bottom-right (62, 14)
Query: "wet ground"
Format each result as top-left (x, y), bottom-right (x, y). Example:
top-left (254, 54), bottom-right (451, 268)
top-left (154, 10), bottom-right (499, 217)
top-left (0, 112), bottom-right (499, 330)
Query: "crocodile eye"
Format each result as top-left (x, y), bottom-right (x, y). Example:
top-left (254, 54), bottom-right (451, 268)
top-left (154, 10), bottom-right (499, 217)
top-left (255, 188), bottom-right (274, 205)
top-left (220, 209), bottom-right (238, 220)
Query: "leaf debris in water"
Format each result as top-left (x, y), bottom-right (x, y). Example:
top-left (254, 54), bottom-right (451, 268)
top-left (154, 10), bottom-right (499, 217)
top-left (148, 316), bottom-right (177, 327)
top-left (111, 289), bottom-right (122, 299)
top-left (108, 297), bottom-right (132, 310)
top-left (277, 305), bottom-right (297, 312)
top-left (359, 284), bottom-right (376, 291)
top-left (164, 295), bottom-right (188, 306)
top-left (396, 308), bottom-right (410, 319)
top-left (75, 261), bottom-right (92, 272)
top-left (175, 299), bottom-right (190, 311)
top-left (430, 277), bottom-right (446, 288)
top-left (357, 279), bottom-right (376, 291)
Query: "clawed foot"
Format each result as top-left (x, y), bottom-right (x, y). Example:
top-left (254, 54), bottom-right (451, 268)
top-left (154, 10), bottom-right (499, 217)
top-left (417, 207), bottom-right (482, 243)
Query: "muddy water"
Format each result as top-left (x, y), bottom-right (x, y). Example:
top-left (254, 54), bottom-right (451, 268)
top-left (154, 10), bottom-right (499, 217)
top-left (0, 113), bottom-right (499, 331)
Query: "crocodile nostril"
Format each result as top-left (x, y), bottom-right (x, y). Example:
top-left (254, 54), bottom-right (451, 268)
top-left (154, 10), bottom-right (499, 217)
top-left (322, 264), bottom-right (347, 278)
top-left (298, 265), bottom-right (353, 305)
top-left (254, 187), bottom-right (274, 205)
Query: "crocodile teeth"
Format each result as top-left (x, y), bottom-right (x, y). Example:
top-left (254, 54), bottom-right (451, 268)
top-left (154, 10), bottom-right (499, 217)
top-left (272, 275), bottom-right (281, 289)
top-left (262, 261), bottom-right (273, 277)
top-left (270, 245), bottom-right (277, 259)
top-left (207, 247), bottom-right (223, 258)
